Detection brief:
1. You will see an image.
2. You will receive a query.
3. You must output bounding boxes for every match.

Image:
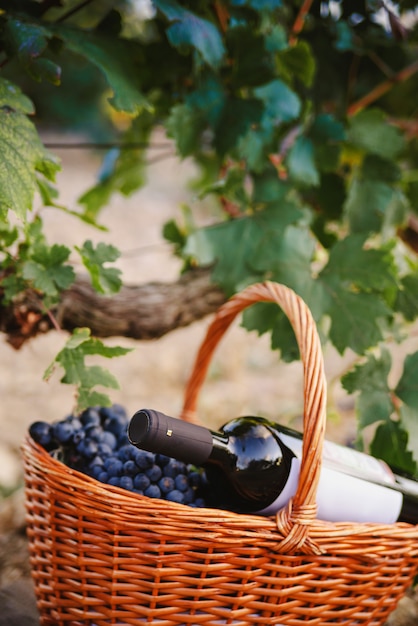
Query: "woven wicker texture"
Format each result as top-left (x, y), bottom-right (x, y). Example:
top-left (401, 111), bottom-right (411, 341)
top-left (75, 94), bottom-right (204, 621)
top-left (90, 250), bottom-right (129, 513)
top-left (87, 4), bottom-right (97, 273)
top-left (23, 281), bottom-right (418, 625)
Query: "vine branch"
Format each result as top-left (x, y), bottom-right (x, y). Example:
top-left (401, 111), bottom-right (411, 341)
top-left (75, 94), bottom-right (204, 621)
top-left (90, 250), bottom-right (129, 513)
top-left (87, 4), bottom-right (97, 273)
top-left (0, 268), bottom-right (226, 349)
top-left (348, 58), bottom-right (418, 116)
top-left (289, 0), bottom-right (315, 44)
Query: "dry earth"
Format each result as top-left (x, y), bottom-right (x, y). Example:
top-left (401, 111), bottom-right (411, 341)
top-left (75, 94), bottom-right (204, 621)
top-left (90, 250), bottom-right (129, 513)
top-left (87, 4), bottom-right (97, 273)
top-left (0, 136), bottom-right (417, 624)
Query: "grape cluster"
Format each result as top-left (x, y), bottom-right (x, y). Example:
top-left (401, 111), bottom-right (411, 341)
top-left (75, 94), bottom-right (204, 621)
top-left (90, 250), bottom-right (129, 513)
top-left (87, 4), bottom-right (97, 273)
top-left (29, 404), bottom-right (207, 507)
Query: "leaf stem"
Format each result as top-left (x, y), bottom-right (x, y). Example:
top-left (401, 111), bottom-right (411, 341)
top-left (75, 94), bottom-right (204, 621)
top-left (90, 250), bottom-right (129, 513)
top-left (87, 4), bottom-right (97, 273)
top-left (45, 307), bottom-right (62, 332)
top-left (348, 58), bottom-right (418, 116)
top-left (289, 0), bottom-right (314, 44)
top-left (212, 1), bottom-right (229, 34)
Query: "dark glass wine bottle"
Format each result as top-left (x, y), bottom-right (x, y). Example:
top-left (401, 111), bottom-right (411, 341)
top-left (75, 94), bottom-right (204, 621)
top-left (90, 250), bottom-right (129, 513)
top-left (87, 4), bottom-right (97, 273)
top-left (128, 408), bottom-right (418, 524)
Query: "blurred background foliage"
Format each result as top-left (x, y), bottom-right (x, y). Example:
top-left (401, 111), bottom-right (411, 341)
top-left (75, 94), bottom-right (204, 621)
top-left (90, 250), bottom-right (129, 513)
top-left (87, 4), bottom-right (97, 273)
top-left (2, 0), bottom-right (418, 474)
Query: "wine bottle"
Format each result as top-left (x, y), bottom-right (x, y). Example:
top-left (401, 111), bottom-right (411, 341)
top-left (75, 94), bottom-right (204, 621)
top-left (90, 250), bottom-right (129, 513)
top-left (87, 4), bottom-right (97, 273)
top-left (128, 408), bottom-right (418, 524)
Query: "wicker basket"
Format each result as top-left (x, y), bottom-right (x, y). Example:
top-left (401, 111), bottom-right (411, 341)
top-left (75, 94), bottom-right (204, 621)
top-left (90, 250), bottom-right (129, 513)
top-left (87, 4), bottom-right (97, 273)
top-left (23, 281), bottom-right (418, 625)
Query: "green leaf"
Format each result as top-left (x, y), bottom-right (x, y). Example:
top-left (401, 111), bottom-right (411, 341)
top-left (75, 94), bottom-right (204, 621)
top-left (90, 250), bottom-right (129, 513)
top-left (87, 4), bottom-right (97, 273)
top-left (398, 405), bottom-right (418, 473)
top-left (370, 420), bottom-right (416, 476)
top-left (237, 124), bottom-right (274, 172)
top-left (321, 278), bottom-right (390, 354)
top-left (361, 154), bottom-right (401, 183)
top-left (319, 236), bottom-right (395, 354)
top-left (0, 81), bottom-right (60, 221)
top-left (320, 234), bottom-right (397, 292)
top-left (0, 78), bottom-right (34, 114)
top-left (254, 79), bottom-right (301, 125)
top-left (243, 303), bottom-right (299, 362)
top-left (252, 224), bottom-right (318, 306)
top-left (76, 240), bottom-right (122, 294)
top-left (394, 273), bottom-right (418, 322)
top-left (22, 243), bottom-right (75, 298)
top-left (395, 351), bottom-right (418, 411)
top-left (287, 136), bottom-right (320, 187)
top-left (344, 177), bottom-right (409, 234)
top-left (276, 40), bottom-right (316, 87)
top-left (44, 328), bottom-right (132, 411)
top-left (341, 349), bottom-right (394, 429)
top-left (155, 0), bottom-right (226, 69)
top-left (309, 114), bottom-right (345, 172)
top-left (214, 97), bottom-right (264, 156)
top-left (50, 24), bottom-right (150, 114)
top-left (166, 103), bottom-right (205, 157)
top-left (79, 112), bottom-right (154, 218)
top-left (184, 199), bottom-right (303, 294)
top-left (204, 166), bottom-right (250, 207)
top-left (348, 109), bottom-right (405, 160)
top-left (3, 17), bottom-right (61, 84)
top-left (4, 18), bottom-right (48, 62)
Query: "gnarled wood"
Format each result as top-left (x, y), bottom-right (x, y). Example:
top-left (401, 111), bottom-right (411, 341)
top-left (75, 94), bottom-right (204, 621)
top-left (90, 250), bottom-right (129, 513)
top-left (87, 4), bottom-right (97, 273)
top-left (0, 268), bottom-right (226, 348)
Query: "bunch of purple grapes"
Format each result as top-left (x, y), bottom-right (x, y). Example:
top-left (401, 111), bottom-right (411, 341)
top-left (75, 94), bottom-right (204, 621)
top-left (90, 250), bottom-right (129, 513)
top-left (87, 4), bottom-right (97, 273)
top-left (29, 404), bottom-right (207, 507)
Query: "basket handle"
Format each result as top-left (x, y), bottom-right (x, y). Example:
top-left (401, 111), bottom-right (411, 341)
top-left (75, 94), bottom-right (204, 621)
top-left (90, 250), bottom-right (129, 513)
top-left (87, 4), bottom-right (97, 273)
top-left (180, 281), bottom-right (327, 555)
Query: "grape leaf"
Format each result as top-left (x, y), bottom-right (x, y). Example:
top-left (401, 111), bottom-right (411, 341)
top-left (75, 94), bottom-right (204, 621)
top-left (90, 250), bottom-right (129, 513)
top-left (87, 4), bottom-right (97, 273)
top-left (214, 97), bottom-right (264, 156)
top-left (0, 79), bottom-right (60, 222)
top-left (341, 349), bottom-right (394, 429)
top-left (318, 236), bottom-right (397, 350)
top-left (394, 273), bottom-right (418, 322)
top-left (254, 79), bottom-right (301, 124)
top-left (44, 328), bottom-right (132, 411)
top-left (276, 40), bottom-right (316, 87)
top-left (398, 405), bottom-right (418, 472)
top-left (344, 177), bottom-right (409, 235)
top-left (395, 351), bottom-right (418, 411)
top-left (348, 109), bottom-right (405, 160)
top-left (154, 0), bottom-right (226, 69)
top-left (165, 103), bottom-right (206, 157)
top-left (50, 24), bottom-right (149, 114)
top-left (320, 277), bottom-right (390, 354)
top-left (309, 114), bottom-right (345, 172)
top-left (286, 137), bottom-right (320, 187)
top-left (243, 303), bottom-right (299, 362)
top-left (370, 420), bottom-right (416, 476)
top-left (79, 112), bottom-right (154, 219)
top-left (22, 244), bottom-right (75, 299)
top-left (3, 17), bottom-right (61, 84)
top-left (76, 240), bottom-right (122, 294)
top-left (0, 77), bottom-right (34, 114)
top-left (184, 200), bottom-right (303, 294)
top-left (320, 234), bottom-right (397, 291)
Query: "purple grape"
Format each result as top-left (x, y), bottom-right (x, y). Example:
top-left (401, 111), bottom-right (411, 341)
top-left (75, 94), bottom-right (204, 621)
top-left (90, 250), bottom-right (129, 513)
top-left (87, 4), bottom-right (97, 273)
top-left (100, 431), bottom-right (117, 450)
top-left (166, 490), bottom-right (185, 504)
top-left (105, 458), bottom-right (123, 477)
top-left (80, 408), bottom-right (101, 427)
top-left (98, 471), bottom-right (109, 483)
top-left (146, 464), bottom-right (163, 483)
top-left (158, 476), bottom-right (175, 494)
top-left (123, 460), bottom-right (137, 476)
top-left (52, 421), bottom-right (75, 445)
top-left (134, 473), bottom-right (150, 491)
top-left (174, 474), bottom-right (189, 493)
top-left (144, 484), bottom-right (161, 499)
top-left (29, 421), bottom-right (54, 450)
top-left (120, 476), bottom-right (134, 491)
top-left (28, 404), bottom-right (207, 509)
top-left (133, 450), bottom-right (155, 470)
top-left (164, 459), bottom-right (186, 478)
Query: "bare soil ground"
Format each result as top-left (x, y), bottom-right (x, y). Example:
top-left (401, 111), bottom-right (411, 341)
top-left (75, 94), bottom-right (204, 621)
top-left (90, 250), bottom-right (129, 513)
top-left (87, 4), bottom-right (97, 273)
top-left (0, 138), bottom-right (417, 624)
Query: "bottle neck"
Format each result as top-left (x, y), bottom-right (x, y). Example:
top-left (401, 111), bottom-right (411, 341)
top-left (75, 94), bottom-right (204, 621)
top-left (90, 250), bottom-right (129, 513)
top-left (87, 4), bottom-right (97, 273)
top-left (128, 408), bottom-right (221, 466)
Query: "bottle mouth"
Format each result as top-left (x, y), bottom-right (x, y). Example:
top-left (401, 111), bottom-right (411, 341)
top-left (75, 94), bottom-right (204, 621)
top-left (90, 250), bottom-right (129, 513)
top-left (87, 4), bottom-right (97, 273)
top-left (128, 410), bottom-right (150, 445)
